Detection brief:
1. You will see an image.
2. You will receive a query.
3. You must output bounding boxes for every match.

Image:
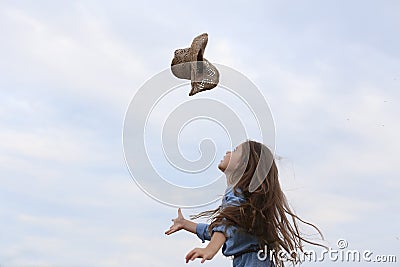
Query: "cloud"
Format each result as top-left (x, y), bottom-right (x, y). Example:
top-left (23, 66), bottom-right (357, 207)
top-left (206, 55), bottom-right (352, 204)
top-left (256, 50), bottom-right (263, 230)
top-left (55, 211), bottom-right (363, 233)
top-left (1, 5), bottom-right (146, 112)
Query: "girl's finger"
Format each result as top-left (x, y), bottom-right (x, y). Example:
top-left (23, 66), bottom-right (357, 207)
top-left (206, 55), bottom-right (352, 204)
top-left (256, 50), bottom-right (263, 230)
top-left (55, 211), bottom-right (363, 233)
top-left (165, 228), bottom-right (174, 235)
top-left (185, 250), bottom-right (192, 258)
top-left (178, 208), bottom-right (183, 217)
top-left (185, 249), bottom-right (196, 262)
top-left (191, 252), bottom-right (198, 261)
top-left (201, 257), bottom-right (206, 263)
top-left (185, 252), bottom-right (190, 260)
top-left (185, 252), bottom-right (192, 263)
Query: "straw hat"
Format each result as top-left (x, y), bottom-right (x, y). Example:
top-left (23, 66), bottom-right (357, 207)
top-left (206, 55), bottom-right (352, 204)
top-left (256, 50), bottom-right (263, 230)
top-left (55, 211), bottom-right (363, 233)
top-left (171, 33), bottom-right (220, 96)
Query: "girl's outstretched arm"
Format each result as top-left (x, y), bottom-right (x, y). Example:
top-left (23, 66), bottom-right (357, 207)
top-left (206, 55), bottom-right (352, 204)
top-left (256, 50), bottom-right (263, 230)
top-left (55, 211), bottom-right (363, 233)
top-left (165, 208), bottom-right (197, 235)
top-left (185, 232), bottom-right (226, 263)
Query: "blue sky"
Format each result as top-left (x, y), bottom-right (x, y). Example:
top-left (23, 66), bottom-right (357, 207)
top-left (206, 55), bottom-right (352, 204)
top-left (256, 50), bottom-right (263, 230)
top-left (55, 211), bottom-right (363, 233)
top-left (0, 0), bottom-right (399, 266)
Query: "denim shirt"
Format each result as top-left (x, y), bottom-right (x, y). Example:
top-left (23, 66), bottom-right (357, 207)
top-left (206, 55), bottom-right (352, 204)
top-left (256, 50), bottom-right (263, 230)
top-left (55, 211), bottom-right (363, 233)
top-left (196, 186), bottom-right (274, 266)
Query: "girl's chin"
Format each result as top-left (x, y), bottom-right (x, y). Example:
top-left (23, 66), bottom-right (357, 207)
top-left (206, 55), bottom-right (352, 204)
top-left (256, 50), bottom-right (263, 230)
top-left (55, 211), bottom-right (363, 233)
top-left (217, 164), bottom-right (225, 172)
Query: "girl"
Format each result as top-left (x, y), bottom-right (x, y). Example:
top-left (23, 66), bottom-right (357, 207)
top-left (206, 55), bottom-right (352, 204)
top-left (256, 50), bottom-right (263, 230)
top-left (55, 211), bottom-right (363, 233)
top-left (165, 139), bottom-right (326, 266)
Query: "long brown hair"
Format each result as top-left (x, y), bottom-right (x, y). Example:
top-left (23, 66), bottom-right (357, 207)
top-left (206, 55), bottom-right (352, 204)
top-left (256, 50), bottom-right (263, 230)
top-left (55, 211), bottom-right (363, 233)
top-left (191, 139), bottom-right (327, 266)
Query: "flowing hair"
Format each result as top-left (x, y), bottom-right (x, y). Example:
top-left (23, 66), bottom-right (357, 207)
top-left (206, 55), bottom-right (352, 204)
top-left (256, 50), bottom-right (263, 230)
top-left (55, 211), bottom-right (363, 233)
top-left (190, 139), bottom-right (327, 266)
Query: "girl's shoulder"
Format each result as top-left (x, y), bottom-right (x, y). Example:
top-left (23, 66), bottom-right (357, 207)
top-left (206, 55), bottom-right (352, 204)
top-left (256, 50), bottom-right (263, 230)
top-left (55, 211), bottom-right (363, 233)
top-left (225, 184), bottom-right (244, 196)
top-left (222, 185), bottom-right (246, 207)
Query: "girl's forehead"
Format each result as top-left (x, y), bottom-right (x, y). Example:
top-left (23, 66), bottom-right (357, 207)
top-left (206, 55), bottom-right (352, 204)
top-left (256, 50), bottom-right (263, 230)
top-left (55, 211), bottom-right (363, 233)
top-left (237, 144), bottom-right (245, 153)
top-left (239, 143), bottom-right (249, 153)
top-left (234, 143), bottom-right (247, 152)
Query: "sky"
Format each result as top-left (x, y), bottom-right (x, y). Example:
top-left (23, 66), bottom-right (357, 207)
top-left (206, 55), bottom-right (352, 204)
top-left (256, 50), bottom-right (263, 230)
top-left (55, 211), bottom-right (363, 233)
top-left (0, 0), bottom-right (399, 266)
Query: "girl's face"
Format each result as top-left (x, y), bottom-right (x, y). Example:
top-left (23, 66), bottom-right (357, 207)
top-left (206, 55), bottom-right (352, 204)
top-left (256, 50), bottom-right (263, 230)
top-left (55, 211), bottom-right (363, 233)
top-left (218, 144), bottom-right (242, 174)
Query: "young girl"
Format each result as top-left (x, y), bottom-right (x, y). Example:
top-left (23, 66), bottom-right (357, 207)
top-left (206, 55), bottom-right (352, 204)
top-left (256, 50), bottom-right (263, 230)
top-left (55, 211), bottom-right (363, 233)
top-left (165, 139), bottom-right (326, 266)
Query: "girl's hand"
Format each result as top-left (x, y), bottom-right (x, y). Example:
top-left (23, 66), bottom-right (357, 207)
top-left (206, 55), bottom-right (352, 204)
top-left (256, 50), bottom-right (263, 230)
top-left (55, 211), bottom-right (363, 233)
top-left (185, 247), bottom-right (216, 263)
top-left (165, 208), bottom-right (186, 235)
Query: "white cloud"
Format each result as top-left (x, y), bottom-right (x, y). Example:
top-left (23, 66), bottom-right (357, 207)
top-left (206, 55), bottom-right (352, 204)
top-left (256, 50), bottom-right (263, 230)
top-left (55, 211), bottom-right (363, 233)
top-left (1, 5), bottom-right (146, 112)
top-left (0, 128), bottom-right (107, 164)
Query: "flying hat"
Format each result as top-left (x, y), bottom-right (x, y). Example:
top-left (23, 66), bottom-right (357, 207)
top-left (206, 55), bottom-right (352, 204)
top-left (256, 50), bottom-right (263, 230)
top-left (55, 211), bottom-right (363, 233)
top-left (171, 33), bottom-right (220, 96)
